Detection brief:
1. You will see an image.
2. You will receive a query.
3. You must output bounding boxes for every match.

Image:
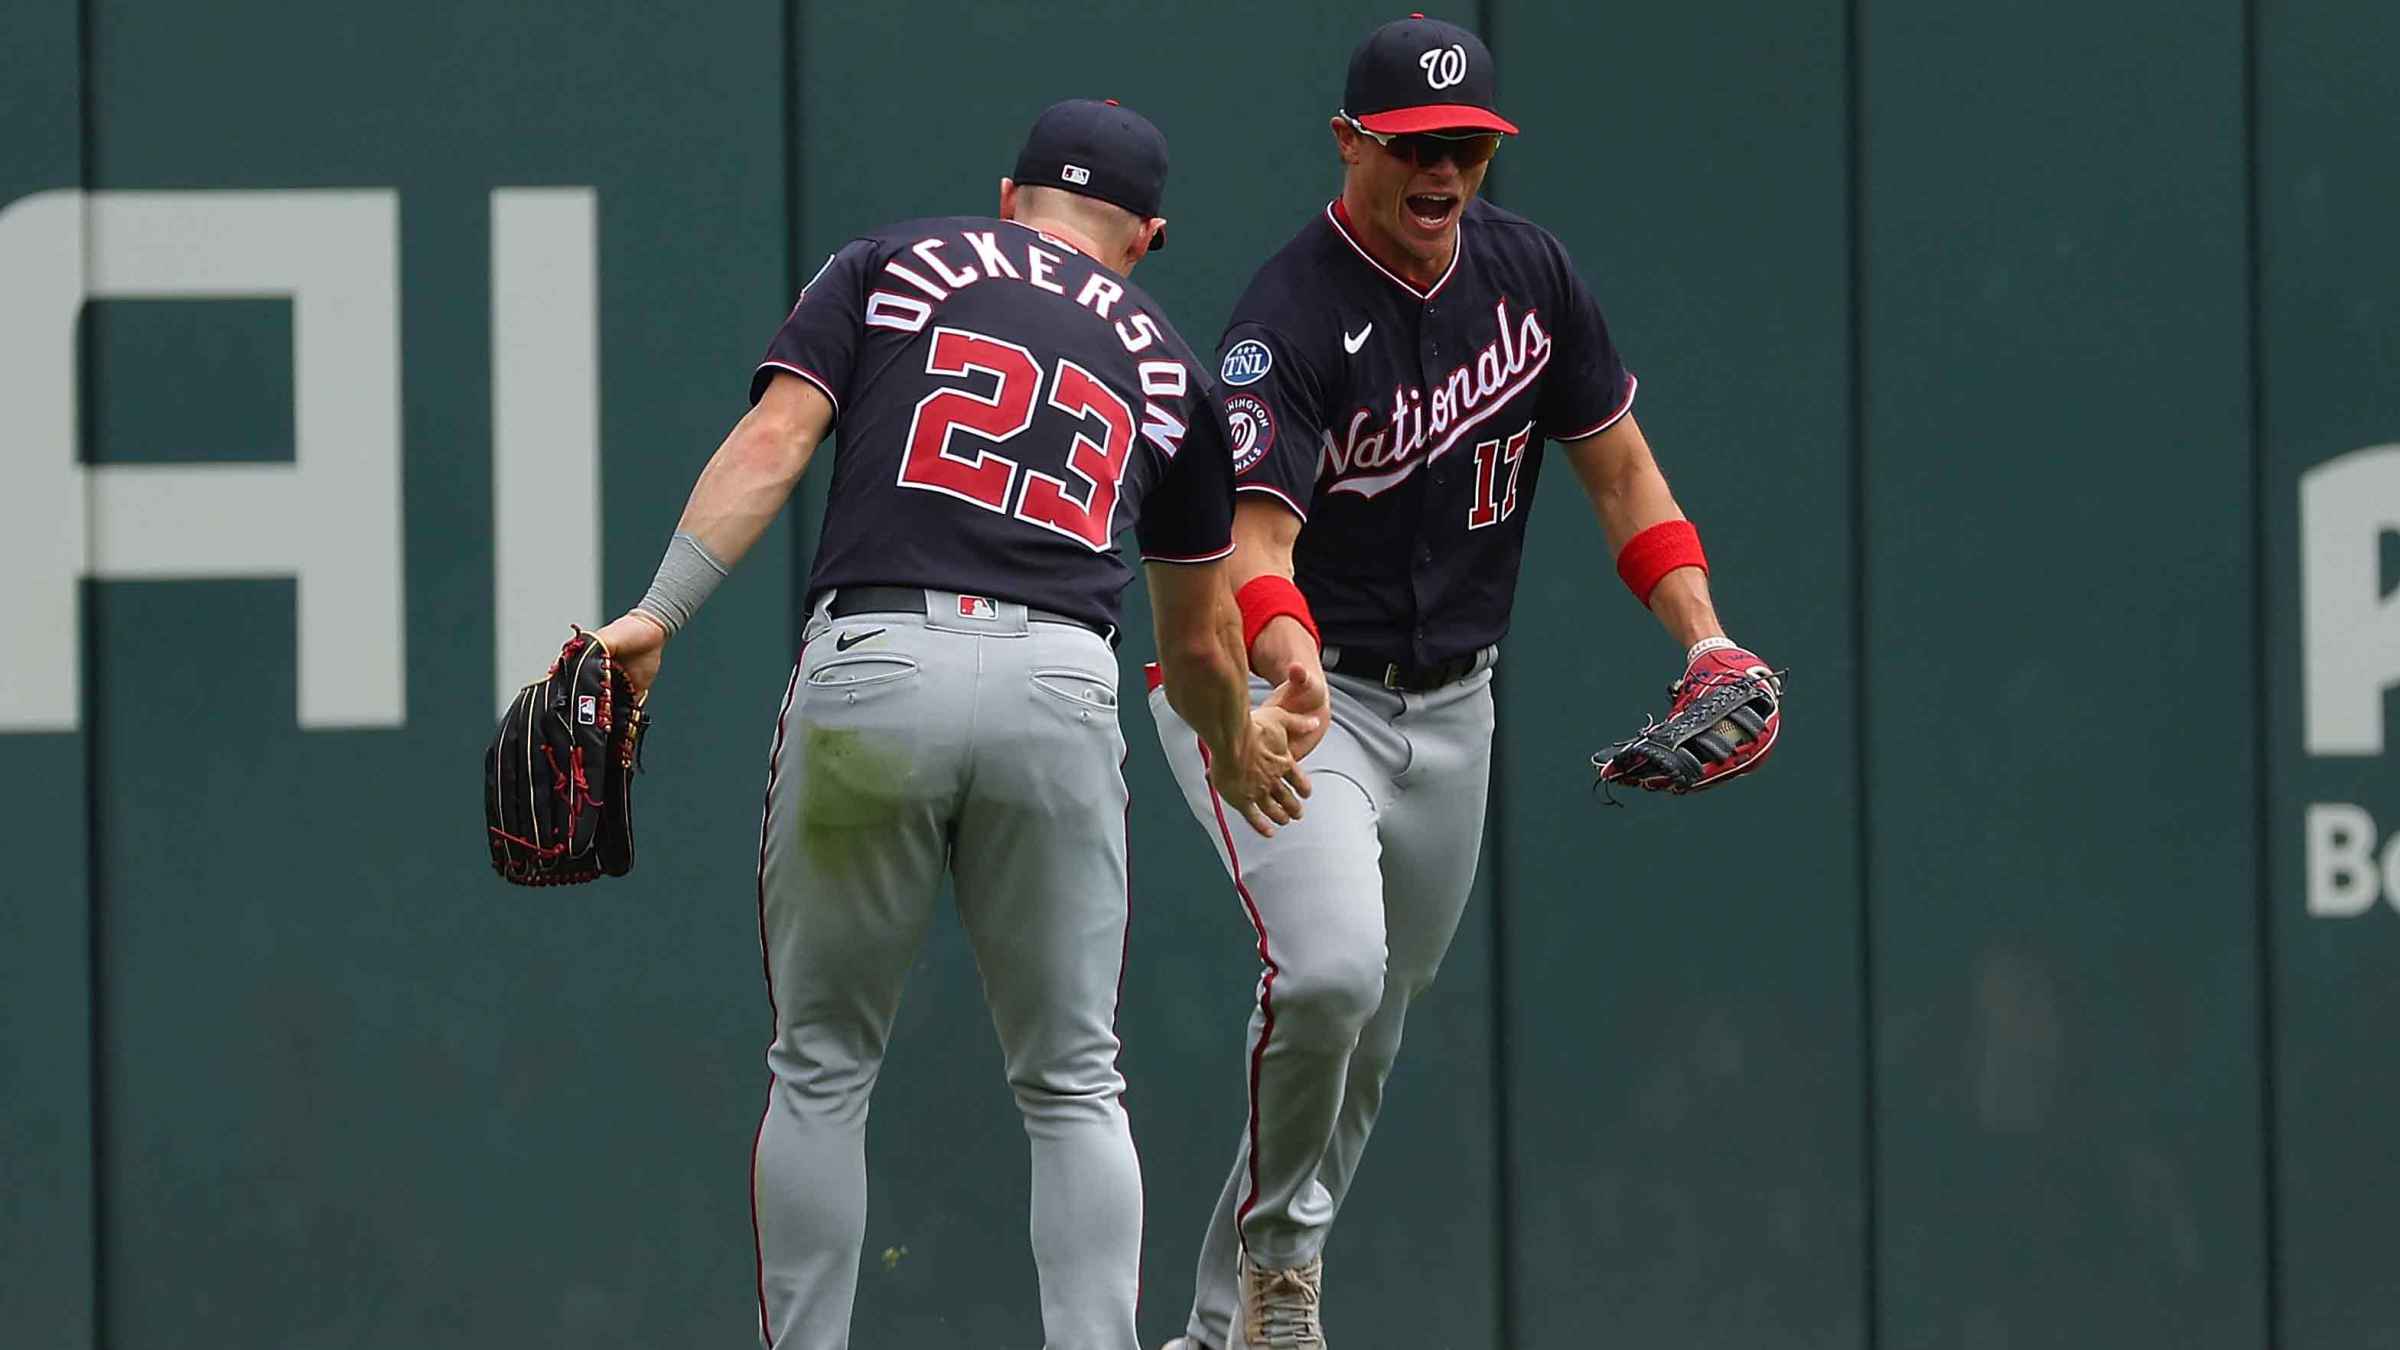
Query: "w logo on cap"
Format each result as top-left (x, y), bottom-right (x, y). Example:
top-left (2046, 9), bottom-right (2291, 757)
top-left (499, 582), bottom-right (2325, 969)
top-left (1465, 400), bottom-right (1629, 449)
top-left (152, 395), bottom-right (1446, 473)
top-left (1419, 43), bottom-right (1467, 89)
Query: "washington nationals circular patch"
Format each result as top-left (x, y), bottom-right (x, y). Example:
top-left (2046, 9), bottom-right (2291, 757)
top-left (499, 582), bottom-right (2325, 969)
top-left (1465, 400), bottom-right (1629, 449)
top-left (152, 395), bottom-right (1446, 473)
top-left (1225, 393), bottom-right (1276, 472)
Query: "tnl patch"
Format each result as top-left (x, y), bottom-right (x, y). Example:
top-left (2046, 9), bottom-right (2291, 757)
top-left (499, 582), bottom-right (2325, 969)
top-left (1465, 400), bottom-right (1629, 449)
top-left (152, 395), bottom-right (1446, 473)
top-left (1220, 338), bottom-right (1273, 387)
top-left (577, 694), bottom-right (598, 725)
top-left (958, 595), bottom-right (998, 620)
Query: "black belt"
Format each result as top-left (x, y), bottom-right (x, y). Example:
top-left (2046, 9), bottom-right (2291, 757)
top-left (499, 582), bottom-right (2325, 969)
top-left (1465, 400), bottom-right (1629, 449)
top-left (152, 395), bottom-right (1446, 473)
top-left (1325, 645), bottom-right (1485, 692)
top-left (826, 586), bottom-right (1116, 647)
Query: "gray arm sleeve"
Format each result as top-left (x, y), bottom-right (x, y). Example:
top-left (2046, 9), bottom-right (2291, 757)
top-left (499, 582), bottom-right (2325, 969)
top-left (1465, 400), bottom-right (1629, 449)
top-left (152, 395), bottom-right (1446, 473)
top-left (632, 531), bottom-right (730, 636)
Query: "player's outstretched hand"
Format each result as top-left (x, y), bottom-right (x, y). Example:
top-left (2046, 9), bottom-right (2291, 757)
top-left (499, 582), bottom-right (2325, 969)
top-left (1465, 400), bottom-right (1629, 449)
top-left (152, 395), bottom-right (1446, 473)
top-left (593, 611), bottom-right (668, 699)
top-left (1262, 659), bottom-right (1331, 760)
top-left (1212, 698), bottom-right (1318, 838)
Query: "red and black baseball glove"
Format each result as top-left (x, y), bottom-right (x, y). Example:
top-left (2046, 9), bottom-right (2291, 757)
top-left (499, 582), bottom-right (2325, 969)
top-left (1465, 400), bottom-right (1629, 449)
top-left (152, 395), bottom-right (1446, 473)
top-left (485, 628), bottom-right (651, 885)
top-left (1593, 643), bottom-right (1784, 797)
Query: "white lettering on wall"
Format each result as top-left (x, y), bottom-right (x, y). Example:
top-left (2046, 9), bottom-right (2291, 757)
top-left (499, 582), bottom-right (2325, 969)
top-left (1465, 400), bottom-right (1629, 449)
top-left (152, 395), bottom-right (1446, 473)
top-left (491, 187), bottom-right (601, 714)
top-left (1, 185), bottom-right (604, 732)
top-left (0, 188), bottom-right (403, 730)
top-left (2301, 443), bottom-right (2400, 755)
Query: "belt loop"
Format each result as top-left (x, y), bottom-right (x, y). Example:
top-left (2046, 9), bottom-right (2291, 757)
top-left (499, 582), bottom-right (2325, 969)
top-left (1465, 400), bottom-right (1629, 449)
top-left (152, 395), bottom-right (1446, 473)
top-left (1383, 663), bottom-right (1402, 691)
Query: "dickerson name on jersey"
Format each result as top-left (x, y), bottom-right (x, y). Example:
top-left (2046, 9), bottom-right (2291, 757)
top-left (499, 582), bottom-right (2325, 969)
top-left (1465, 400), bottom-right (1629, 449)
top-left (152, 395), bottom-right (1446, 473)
top-left (862, 228), bottom-right (1192, 459)
top-left (866, 229), bottom-right (1172, 360)
top-left (1321, 297), bottom-right (1551, 500)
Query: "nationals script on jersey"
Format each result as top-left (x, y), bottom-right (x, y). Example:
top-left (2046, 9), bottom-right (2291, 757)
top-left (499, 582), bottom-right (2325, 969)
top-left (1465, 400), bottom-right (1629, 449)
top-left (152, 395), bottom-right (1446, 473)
top-left (1219, 197), bottom-right (1636, 667)
top-left (755, 216), bottom-right (1237, 632)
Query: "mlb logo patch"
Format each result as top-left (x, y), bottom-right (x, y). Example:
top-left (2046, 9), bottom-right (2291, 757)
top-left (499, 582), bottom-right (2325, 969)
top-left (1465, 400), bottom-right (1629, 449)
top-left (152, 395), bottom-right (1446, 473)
top-left (958, 595), bottom-right (998, 620)
top-left (576, 694), bottom-right (598, 725)
top-left (1061, 164), bottom-right (1091, 185)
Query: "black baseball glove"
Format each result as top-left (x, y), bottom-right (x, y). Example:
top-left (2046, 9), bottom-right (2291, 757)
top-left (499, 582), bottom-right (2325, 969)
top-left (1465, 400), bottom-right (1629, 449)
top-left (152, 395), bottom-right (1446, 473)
top-left (1593, 644), bottom-right (1785, 797)
top-left (485, 628), bottom-right (651, 885)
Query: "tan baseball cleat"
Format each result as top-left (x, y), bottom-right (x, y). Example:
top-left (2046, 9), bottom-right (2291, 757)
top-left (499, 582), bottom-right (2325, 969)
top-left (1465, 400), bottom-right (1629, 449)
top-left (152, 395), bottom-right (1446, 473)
top-left (1230, 1252), bottom-right (1325, 1350)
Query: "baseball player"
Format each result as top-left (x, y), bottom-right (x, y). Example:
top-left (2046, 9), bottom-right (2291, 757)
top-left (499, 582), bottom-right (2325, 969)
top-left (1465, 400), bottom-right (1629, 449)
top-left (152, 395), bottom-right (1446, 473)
top-left (585, 100), bottom-right (1321, 1350)
top-left (1149, 17), bottom-right (1783, 1349)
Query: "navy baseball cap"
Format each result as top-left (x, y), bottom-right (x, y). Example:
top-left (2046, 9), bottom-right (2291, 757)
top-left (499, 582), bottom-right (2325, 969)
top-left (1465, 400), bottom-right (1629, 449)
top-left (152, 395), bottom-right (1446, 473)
top-left (1343, 13), bottom-right (1518, 136)
top-left (1014, 98), bottom-right (1170, 249)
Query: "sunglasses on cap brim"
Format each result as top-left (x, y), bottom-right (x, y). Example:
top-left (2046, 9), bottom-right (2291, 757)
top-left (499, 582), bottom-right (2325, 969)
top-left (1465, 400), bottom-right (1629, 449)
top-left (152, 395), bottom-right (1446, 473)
top-left (1340, 113), bottom-right (1503, 170)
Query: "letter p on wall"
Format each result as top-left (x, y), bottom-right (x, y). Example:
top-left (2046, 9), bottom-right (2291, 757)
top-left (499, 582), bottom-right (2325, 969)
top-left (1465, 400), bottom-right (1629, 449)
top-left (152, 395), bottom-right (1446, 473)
top-left (2303, 444), bottom-right (2400, 756)
top-left (0, 189), bottom-right (403, 732)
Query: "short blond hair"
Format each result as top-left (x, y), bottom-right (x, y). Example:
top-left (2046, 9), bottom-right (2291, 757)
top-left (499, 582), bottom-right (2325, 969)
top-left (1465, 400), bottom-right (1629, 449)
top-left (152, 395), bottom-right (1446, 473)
top-left (1015, 184), bottom-right (1148, 255)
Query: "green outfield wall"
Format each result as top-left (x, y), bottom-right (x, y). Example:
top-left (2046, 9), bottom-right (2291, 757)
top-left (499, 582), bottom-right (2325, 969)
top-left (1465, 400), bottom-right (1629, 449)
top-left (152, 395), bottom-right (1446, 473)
top-left (4, 2), bottom-right (2395, 1346)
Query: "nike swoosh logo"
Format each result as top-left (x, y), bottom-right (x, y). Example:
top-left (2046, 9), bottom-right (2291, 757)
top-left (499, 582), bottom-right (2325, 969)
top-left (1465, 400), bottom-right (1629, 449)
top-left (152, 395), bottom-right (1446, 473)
top-left (833, 628), bottom-right (885, 652)
top-left (1343, 323), bottom-right (1373, 354)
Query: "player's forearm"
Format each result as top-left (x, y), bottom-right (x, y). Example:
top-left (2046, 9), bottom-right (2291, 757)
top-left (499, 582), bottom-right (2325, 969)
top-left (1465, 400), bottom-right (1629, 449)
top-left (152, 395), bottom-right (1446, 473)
top-left (1224, 500), bottom-right (1321, 682)
top-left (1564, 417), bottom-right (1725, 651)
top-left (1248, 617), bottom-right (1322, 685)
top-left (1606, 480), bottom-right (1728, 650)
top-left (1644, 567), bottom-right (1725, 651)
top-left (1579, 450), bottom-right (1683, 556)
top-left (1601, 479), bottom-right (1729, 648)
top-left (1156, 600), bottom-right (1254, 762)
top-left (1564, 414), bottom-right (1683, 551)
top-left (671, 407), bottom-right (821, 571)
top-left (625, 380), bottom-right (832, 641)
top-left (1236, 543), bottom-right (1322, 680)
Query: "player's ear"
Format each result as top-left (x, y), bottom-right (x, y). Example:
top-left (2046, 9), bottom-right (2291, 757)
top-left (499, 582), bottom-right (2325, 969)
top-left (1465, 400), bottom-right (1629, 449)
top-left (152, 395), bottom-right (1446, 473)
top-left (1329, 116), bottom-right (1359, 164)
top-left (1118, 218), bottom-right (1162, 273)
top-left (998, 176), bottom-right (1018, 221)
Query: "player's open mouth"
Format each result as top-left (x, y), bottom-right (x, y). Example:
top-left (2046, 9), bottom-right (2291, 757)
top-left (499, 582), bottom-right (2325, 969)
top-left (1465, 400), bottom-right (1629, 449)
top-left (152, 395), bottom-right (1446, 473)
top-left (1404, 194), bottom-right (1458, 231)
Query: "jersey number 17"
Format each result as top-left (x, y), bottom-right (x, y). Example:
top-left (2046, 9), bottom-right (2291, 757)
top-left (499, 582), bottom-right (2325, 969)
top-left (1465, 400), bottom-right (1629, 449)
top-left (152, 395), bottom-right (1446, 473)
top-left (1466, 423), bottom-right (1532, 530)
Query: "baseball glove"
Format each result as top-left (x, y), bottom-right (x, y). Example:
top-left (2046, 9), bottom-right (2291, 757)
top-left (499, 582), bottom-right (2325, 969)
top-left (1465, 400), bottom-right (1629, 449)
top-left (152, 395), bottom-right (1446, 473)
top-left (1593, 644), bottom-right (1784, 797)
top-left (485, 628), bottom-right (651, 885)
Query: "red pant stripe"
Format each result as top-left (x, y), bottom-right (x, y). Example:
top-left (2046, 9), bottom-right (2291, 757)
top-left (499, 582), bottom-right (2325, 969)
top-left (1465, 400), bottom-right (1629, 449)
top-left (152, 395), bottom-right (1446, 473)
top-left (749, 661), bottom-right (803, 1345)
top-left (1198, 737), bottom-right (1280, 1252)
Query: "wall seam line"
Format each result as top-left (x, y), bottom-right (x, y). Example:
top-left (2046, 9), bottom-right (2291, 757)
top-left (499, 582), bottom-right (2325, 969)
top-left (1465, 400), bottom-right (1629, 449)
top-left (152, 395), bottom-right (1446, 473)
top-left (783, 0), bottom-right (809, 646)
top-left (76, 0), bottom-right (108, 1341)
top-left (2241, 0), bottom-right (2281, 1341)
top-left (1844, 0), bottom-right (1881, 1346)
top-left (1476, 0), bottom-right (1519, 1340)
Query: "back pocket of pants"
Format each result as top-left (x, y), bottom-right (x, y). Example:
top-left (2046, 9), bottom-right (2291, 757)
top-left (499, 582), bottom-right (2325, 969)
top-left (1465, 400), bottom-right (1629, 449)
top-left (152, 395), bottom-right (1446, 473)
top-left (805, 653), bottom-right (921, 701)
top-left (1030, 667), bottom-right (1118, 713)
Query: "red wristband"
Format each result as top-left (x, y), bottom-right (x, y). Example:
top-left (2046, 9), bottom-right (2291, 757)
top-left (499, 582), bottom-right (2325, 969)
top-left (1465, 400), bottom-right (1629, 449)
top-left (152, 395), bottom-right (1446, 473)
top-left (1235, 574), bottom-right (1321, 652)
top-left (1616, 519), bottom-right (1708, 604)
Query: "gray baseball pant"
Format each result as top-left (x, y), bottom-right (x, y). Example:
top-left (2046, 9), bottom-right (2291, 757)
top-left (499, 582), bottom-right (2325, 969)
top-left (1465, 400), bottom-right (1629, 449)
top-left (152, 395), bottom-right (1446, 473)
top-left (1148, 655), bottom-right (1497, 1349)
top-left (752, 589), bottom-right (1141, 1350)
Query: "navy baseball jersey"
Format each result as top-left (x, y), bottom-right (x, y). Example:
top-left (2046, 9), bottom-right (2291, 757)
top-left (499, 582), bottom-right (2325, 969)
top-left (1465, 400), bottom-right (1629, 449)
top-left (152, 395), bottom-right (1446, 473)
top-left (754, 215), bottom-right (1236, 632)
top-left (1217, 197), bottom-right (1635, 666)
